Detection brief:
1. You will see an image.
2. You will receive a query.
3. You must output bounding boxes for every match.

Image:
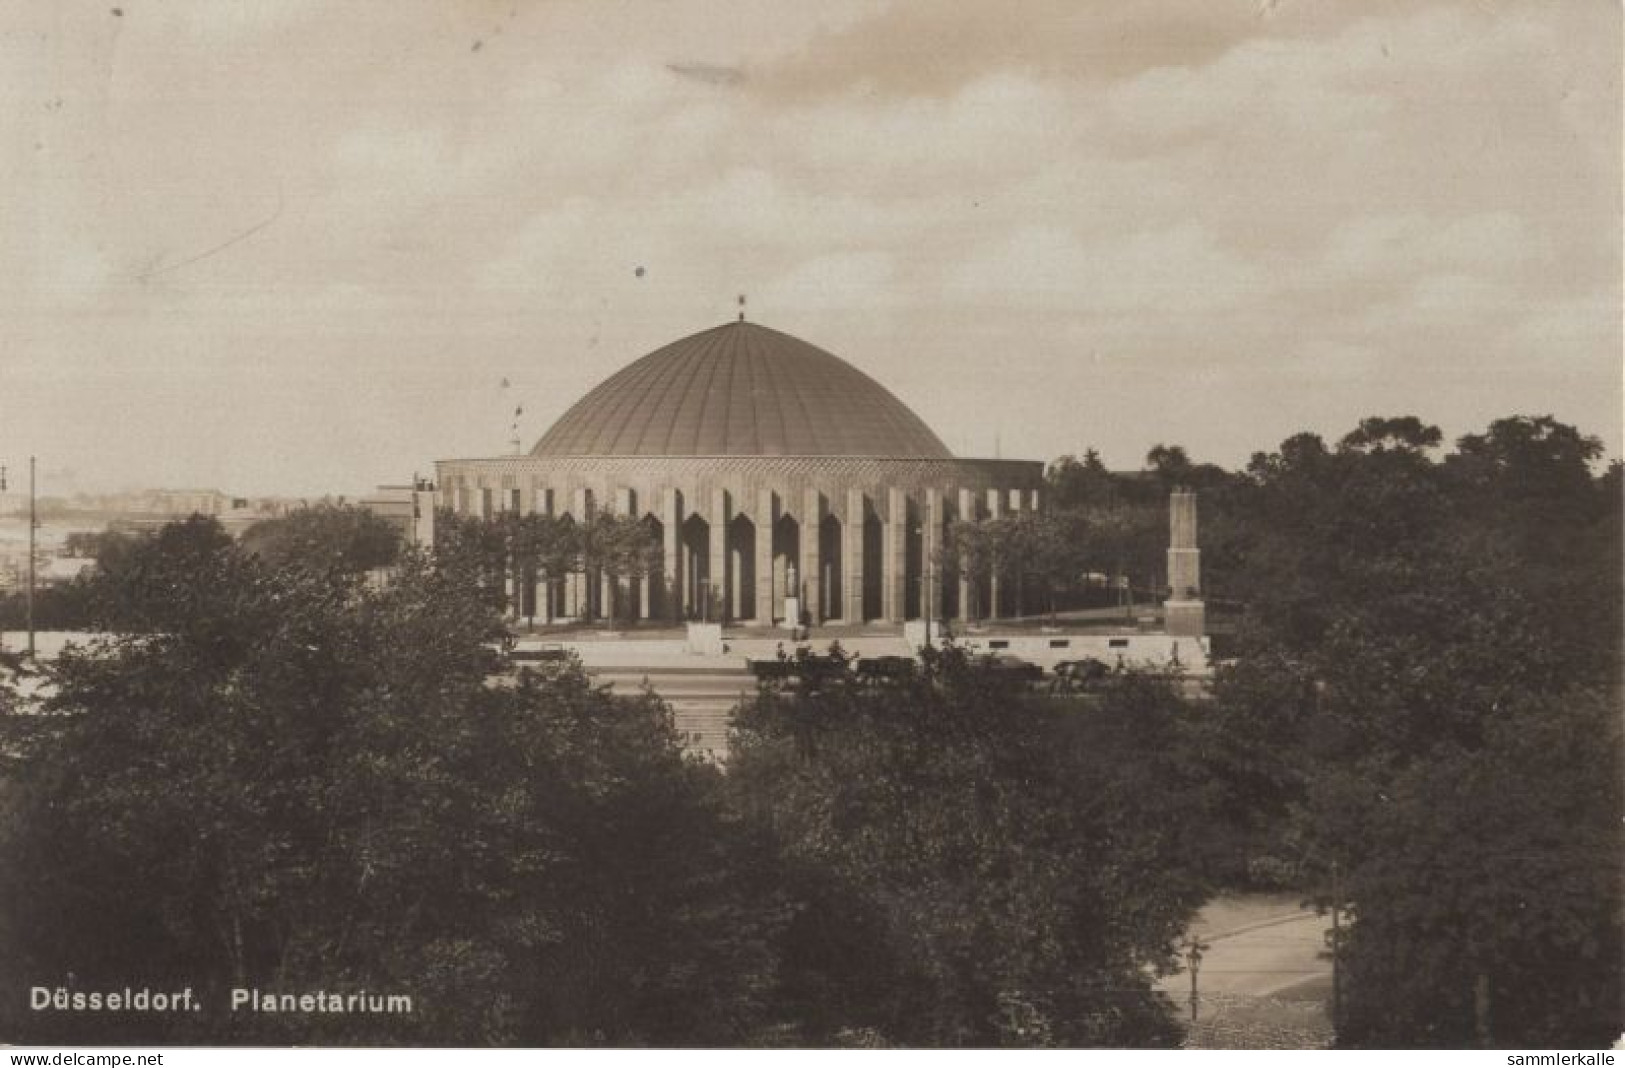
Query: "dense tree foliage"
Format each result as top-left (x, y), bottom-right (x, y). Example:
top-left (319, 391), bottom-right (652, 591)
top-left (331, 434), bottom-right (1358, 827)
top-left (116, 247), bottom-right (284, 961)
top-left (0, 409), bottom-right (1617, 1048)
top-left (434, 507), bottom-right (659, 623)
top-left (938, 445), bottom-right (1245, 619)
top-left (1202, 415), bottom-right (1622, 1047)
top-left (1032, 416), bottom-right (1620, 1046)
top-left (0, 527), bottom-right (150, 630)
top-left (727, 646), bottom-right (1212, 1047)
top-left (238, 503), bottom-right (403, 576)
top-left (0, 523), bottom-right (779, 1045)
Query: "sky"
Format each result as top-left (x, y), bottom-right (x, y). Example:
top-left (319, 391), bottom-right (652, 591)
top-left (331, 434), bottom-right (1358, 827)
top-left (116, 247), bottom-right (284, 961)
top-left (2, 0), bottom-right (1619, 497)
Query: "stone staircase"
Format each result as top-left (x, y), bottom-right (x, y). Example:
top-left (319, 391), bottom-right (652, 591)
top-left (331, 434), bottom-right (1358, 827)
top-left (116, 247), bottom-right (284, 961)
top-left (586, 665), bottom-right (756, 762)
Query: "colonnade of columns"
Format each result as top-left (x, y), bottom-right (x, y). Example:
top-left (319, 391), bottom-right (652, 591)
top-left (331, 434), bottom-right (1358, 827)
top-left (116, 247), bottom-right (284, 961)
top-left (455, 479), bottom-right (1040, 627)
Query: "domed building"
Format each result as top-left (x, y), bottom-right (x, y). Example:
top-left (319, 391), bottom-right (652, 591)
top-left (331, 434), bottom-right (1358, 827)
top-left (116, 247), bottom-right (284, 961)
top-left (435, 320), bottom-right (1044, 626)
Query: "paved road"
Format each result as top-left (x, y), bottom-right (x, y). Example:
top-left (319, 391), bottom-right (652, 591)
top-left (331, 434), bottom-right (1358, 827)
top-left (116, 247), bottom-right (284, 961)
top-left (1163, 897), bottom-right (1339, 1046)
top-left (1157, 896), bottom-right (1335, 1047)
top-left (1172, 910), bottom-right (1333, 998)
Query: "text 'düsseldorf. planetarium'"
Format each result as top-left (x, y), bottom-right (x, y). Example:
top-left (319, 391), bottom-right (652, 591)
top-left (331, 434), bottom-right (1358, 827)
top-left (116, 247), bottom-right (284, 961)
top-left (435, 320), bottom-right (1044, 626)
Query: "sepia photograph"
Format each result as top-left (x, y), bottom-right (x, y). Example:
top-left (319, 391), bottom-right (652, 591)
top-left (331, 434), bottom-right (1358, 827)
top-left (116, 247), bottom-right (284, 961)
top-left (1, 0), bottom-right (1620, 1053)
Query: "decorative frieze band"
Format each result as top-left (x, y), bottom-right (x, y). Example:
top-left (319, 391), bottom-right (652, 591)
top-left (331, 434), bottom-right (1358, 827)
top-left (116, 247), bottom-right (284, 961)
top-left (435, 455), bottom-right (1044, 524)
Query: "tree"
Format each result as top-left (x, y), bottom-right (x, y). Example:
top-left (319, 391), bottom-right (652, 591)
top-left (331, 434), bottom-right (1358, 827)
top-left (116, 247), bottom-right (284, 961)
top-left (1327, 688), bottom-right (1621, 1047)
top-left (63, 527), bottom-right (146, 567)
top-left (579, 509), bottom-right (662, 623)
top-left (239, 503), bottom-right (402, 576)
top-left (1145, 444), bottom-right (1193, 488)
top-left (726, 645), bottom-right (1211, 1047)
top-left (1045, 450), bottom-right (1118, 511)
top-left (0, 523), bottom-right (782, 1045)
top-left (497, 512), bottom-right (580, 621)
top-left (1337, 415), bottom-right (1442, 456)
top-left (1204, 414), bottom-right (1623, 1046)
top-left (431, 507), bottom-right (516, 612)
top-left (433, 509), bottom-right (658, 624)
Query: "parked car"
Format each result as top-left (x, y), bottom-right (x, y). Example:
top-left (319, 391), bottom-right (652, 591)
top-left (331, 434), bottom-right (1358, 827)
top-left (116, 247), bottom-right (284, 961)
top-left (1051, 657), bottom-right (1112, 692)
top-left (856, 655), bottom-right (916, 681)
top-left (980, 654), bottom-right (1043, 683)
top-left (508, 644), bottom-right (571, 664)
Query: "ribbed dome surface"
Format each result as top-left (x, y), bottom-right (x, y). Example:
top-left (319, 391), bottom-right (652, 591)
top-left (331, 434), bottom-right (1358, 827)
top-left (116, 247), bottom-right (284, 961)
top-left (531, 321), bottom-right (952, 458)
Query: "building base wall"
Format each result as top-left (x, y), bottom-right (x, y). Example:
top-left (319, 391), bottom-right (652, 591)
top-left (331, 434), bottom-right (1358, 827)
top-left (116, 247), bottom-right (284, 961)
top-left (1163, 599), bottom-right (1206, 638)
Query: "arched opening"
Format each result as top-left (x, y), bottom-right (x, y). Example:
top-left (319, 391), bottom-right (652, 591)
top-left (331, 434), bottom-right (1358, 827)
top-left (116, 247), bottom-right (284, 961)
top-left (554, 514), bottom-right (583, 620)
top-left (862, 505), bottom-right (883, 622)
top-left (819, 513), bottom-right (842, 622)
top-left (773, 513), bottom-right (800, 623)
top-left (905, 497), bottom-right (924, 620)
top-left (681, 514), bottom-right (713, 621)
top-left (640, 514), bottom-right (663, 620)
top-left (727, 514), bottom-right (757, 621)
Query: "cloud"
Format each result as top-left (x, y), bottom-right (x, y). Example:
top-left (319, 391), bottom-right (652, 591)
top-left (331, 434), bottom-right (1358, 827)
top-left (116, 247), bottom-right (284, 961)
top-left (946, 224), bottom-right (1270, 315)
top-left (0, 0), bottom-right (1616, 495)
top-left (758, 251), bottom-right (899, 311)
top-left (758, 0), bottom-right (1254, 99)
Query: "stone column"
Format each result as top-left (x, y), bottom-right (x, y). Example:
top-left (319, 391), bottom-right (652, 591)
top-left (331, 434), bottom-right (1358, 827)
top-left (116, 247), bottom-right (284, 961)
top-left (1165, 490), bottom-right (1205, 637)
top-left (802, 487), bottom-right (823, 624)
top-left (755, 486), bottom-right (775, 623)
top-left (957, 487), bottom-right (975, 623)
top-left (710, 488), bottom-right (730, 622)
top-left (662, 487), bottom-right (682, 621)
top-left (844, 487), bottom-right (866, 623)
top-left (1008, 488), bottom-right (1026, 616)
top-left (599, 487), bottom-right (628, 624)
top-left (884, 486), bottom-right (907, 623)
top-left (986, 487), bottom-right (1004, 620)
top-left (922, 487), bottom-right (941, 629)
top-left (730, 547), bottom-right (745, 619)
top-left (572, 488), bottom-right (592, 619)
top-left (536, 571), bottom-right (552, 624)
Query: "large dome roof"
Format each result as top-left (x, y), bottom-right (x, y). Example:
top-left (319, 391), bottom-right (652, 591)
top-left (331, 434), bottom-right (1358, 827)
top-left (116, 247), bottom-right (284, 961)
top-left (531, 321), bottom-right (952, 458)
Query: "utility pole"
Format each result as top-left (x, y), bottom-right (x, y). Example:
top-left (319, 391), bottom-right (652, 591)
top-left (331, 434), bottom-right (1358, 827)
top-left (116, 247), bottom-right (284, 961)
top-left (0, 465), bottom-right (6, 655)
top-left (26, 456), bottom-right (35, 660)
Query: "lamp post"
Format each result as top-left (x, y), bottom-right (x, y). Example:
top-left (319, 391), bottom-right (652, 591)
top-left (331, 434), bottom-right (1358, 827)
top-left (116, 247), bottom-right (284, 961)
top-left (1183, 936), bottom-right (1208, 1025)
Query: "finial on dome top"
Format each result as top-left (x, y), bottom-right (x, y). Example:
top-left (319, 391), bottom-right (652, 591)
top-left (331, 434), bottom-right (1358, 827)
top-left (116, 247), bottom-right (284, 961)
top-left (737, 293), bottom-right (746, 322)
